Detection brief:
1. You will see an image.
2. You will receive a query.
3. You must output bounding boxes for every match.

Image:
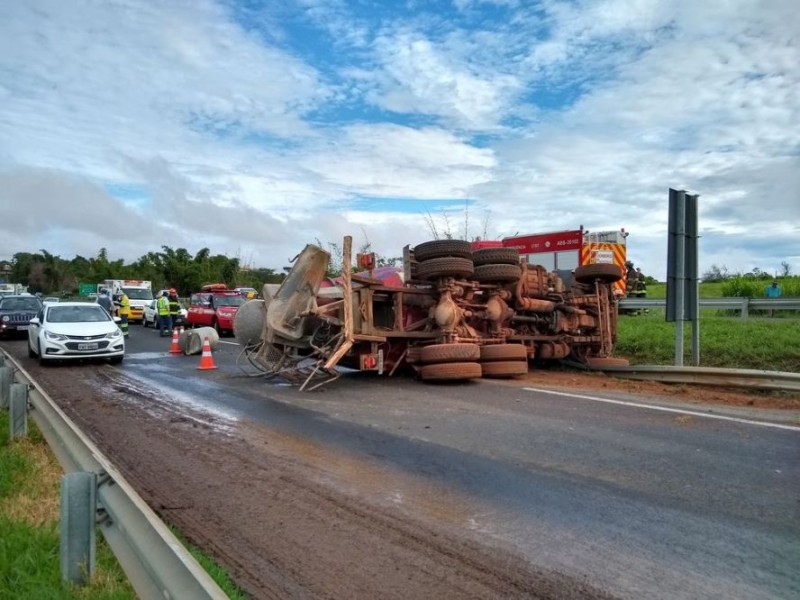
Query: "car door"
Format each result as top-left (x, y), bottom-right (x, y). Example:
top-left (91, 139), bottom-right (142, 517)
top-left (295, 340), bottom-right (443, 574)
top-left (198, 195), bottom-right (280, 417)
top-left (28, 307), bottom-right (44, 353)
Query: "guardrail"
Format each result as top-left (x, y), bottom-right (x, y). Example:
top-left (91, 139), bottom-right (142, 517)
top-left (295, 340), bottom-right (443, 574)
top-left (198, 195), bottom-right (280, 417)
top-left (1, 350), bottom-right (229, 600)
top-left (618, 297), bottom-right (800, 317)
top-left (588, 363), bottom-right (800, 393)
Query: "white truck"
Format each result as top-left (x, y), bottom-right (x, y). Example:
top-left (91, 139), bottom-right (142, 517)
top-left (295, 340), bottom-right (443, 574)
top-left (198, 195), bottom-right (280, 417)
top-left (98, 279), bottom-right (153, 323)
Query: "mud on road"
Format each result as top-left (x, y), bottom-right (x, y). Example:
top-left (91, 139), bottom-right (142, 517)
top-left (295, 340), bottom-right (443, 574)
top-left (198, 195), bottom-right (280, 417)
top-left (3, 341), bottom-right (614, 600)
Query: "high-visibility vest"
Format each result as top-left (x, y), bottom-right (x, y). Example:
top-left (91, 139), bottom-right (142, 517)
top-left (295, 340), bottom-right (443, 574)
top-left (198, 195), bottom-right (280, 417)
top-left (157, 296), bottom-right (170, 316)
top-left (118, 294), bottom-right (131, 317)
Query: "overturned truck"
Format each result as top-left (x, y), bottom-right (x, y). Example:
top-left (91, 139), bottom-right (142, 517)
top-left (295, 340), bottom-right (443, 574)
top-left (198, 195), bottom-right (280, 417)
top-left (234, 236), bottom-right (627, 390)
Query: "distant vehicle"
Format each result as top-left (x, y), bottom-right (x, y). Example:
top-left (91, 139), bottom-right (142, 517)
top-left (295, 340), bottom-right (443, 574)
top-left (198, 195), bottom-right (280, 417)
top-left (27, 302), bottom-right (124, 365)
top-left (187, 284), bottom-right (244, 335)
top-left (142, 299), bottom-right (187, 329)
top-left (43, 297), bottom-right (60, 304)
top-left (234, 287), bottom-right (258, 299)
top-left (98, 279), bottom-right (153, 323)
top-left (0, 294), bottom-right (43, 338)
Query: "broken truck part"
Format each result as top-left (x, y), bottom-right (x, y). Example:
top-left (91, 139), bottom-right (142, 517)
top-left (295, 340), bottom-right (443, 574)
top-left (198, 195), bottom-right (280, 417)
top-left (234, 236), bottom-right (626, 390)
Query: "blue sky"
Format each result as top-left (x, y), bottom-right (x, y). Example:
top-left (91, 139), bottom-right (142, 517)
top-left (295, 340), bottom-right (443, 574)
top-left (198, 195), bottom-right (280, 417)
top-left (1, 0), bottom-right (798, 278)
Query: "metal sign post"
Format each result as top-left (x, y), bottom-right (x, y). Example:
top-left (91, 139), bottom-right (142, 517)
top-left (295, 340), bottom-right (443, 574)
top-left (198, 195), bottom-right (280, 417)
top-left (666, 189), bottom-right (700, 366)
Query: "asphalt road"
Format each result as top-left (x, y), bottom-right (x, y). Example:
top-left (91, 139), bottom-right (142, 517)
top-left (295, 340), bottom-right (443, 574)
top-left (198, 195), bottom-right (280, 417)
top-left (9, 326), bottom-right (800, 599)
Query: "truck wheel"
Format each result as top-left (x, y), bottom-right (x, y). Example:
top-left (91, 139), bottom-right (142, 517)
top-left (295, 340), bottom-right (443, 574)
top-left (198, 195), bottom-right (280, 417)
top-left (586, 356), bottom-right (630, 368)
top-left (416, 257), bottom-right (474, 281)
top-left (472, 247), bottom-right (520, 266)
top-left (573, 263), bottom-right (624, 284)
top-left (472, 264), bottom-right (522, 283)
top-left (420, 362), bottom-right (482, 381)
top-left (480, 344), bottom-right (527, 362)
top-left (481, 361), bottom-right (528, 378)
top-left (414, 240), bottom-right (472, 262)
top-left (420, 343), bottom-right (480, 364)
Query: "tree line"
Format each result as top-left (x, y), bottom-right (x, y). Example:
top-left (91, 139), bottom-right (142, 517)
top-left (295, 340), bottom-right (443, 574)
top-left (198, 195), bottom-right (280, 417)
top-left (8, 247), bottom-right (286, 297)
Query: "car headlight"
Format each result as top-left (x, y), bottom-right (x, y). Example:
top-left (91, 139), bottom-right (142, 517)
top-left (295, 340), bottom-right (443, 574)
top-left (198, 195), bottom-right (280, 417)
top-left (106, 329), bottom-right (122, 339)
top-left (1, 316), bottom-right (8, 322)
top-left (44, 330), bottom-right (68, 341)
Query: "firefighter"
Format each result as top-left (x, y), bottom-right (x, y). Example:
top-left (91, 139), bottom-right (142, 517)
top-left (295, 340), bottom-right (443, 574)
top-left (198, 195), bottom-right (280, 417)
top-left (168, 288), bottom-right (181, 331)
top-left (157, 290), bottom-right (172, 337)
top-left (634, 267), bottom-right (647, 298)
top-left (117, 291), bottom-right (131, 337)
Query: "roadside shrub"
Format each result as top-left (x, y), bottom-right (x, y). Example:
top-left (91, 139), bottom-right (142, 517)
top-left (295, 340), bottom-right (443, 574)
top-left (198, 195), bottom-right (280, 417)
top-left (721, 276), bottom-right (763, 298)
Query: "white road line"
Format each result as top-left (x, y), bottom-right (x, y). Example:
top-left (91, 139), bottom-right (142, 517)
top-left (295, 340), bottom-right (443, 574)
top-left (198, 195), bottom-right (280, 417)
top-left (522, 387), bottom-right (800, 431)
top-left (217, 340), bottom-right (239, 345)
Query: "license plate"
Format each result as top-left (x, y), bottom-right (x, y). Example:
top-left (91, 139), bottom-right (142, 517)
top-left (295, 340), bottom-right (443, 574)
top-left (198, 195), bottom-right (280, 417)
top-left (78, 343), bottom-right (98, 351)
top-left (18, 325), bottom-right (28, 331)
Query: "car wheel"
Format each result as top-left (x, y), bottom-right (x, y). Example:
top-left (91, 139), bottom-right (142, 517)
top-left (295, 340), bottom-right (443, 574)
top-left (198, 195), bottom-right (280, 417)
top-left (109, 355), bottom-right (124, 365)
top-left (38, 351), bottom-right (49, 366)
top-left (213, 319), bottom-right (220, 335)
top-left (28, 342), bottom-right (36, 358)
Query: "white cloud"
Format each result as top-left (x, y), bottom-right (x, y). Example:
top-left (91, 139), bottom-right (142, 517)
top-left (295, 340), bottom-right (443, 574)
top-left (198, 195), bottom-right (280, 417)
top-left (0, 0), bottom-right (797, 281)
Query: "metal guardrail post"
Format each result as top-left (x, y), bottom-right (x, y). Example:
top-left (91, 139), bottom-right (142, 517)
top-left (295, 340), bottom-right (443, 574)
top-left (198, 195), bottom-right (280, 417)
top-left (61, 471), bottom-right (97, 585)
top-left (0, 365), bottom-right (11, 409)
top-left (0, 350), bottom-right (230, 600)
top-left (9, 382), bottom-right (28, 438)
top-left (741, 297), bottom-right (749, 319)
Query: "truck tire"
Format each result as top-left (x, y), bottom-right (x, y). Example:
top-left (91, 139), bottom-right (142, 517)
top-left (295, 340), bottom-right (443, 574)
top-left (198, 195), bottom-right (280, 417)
top-left (416, 257), bottom-right (474, 280)
top-left (420, 343), bottom-right (480, 364)
top-left (573, 263), bottom-right (624, 284)
top-left (481, 360), bottom-right (528, 378)
top-left (472, 264), bottom-right (522, 283)
top-left (480, 344), bottom-right (527, 362)
top-left (472, 247), bottom-right (519, 267)
top-left (414, 240), bottom-right (472, 262)
top-left (420, 362), bottom-right (482, 381)
top-left (586, 356), bottom-right (630, 368)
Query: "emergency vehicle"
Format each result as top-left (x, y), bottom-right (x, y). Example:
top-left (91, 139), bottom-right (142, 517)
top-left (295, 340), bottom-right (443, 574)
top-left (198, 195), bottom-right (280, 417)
top-left (500, 226), bottom-right (629, 297)
top-left (98, 280), bottom-right (154, 323)
top-left (186, 284), bottom-right (245, 335)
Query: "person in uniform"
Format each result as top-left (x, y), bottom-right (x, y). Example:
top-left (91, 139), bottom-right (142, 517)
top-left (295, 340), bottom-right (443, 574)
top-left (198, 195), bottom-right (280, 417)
top-left (157, 290), bottom-right (172, 337)
top-left (117, 291), bottom-right (131, 337)
top-left (168, 288), bottom-right (182, 331)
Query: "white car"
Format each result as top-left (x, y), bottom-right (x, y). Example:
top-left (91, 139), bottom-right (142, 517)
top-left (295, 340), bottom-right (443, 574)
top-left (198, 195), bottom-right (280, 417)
top-left (142, 299), bottom-right (188, 328)
top-left (27, 302), bottom-right (125, 365)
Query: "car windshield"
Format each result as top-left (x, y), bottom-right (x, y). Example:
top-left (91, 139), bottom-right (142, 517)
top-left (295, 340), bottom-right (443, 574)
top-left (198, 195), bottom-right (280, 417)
top-left (0, 297), bottom-right (41, 311)
top-left (123, 288), bottom-right (153, 300)
top-left (48, 305), bottom-right (112, 323)
top-left (215, 295), bottom-right (245, 307)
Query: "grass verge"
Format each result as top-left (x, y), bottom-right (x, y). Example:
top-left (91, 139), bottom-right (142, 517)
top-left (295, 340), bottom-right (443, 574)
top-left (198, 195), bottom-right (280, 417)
top-left (617, 310), bottom-right (800, 372)
top-left (0, 410), bottom-right (246, 599)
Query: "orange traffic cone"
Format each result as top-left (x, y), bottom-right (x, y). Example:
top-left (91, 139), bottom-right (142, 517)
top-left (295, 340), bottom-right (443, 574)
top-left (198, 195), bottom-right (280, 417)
top-left (197, 337), bottom-right (217, 370)
top-left (169, 329), bottom-right (181, 355)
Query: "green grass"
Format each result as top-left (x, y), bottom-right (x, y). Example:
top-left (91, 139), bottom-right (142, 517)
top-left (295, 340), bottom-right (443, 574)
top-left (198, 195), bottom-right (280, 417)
top-left (617, 310), bottom-right (800, 371)
top-left (0, 412), bottom-right (135, 600)
top-left (171, 528), bottom-right (247, 600)
top-left (0, 411), bottom-right (247, 600)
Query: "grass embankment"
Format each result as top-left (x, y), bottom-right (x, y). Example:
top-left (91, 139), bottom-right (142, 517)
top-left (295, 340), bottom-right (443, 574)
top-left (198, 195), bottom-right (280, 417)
top-left (0, 411), bottom-right (245, 599)
top-left (618, 278), bottom-right (800, 372)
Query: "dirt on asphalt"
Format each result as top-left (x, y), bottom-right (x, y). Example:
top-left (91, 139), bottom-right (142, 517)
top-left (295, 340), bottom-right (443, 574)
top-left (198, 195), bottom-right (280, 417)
top-left (3, 341), bottom-right (615, 600)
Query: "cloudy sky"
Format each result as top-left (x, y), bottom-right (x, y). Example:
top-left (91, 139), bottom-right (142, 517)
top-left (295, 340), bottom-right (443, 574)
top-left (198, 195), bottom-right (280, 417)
top-left (1, 0), bottom-right (798, 278)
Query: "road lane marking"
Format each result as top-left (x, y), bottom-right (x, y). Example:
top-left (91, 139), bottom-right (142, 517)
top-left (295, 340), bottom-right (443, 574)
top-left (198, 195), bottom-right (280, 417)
top-left (217, 340), bottom-right (239, 345)
top-left (522, 387), bottom-right (800, 431)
